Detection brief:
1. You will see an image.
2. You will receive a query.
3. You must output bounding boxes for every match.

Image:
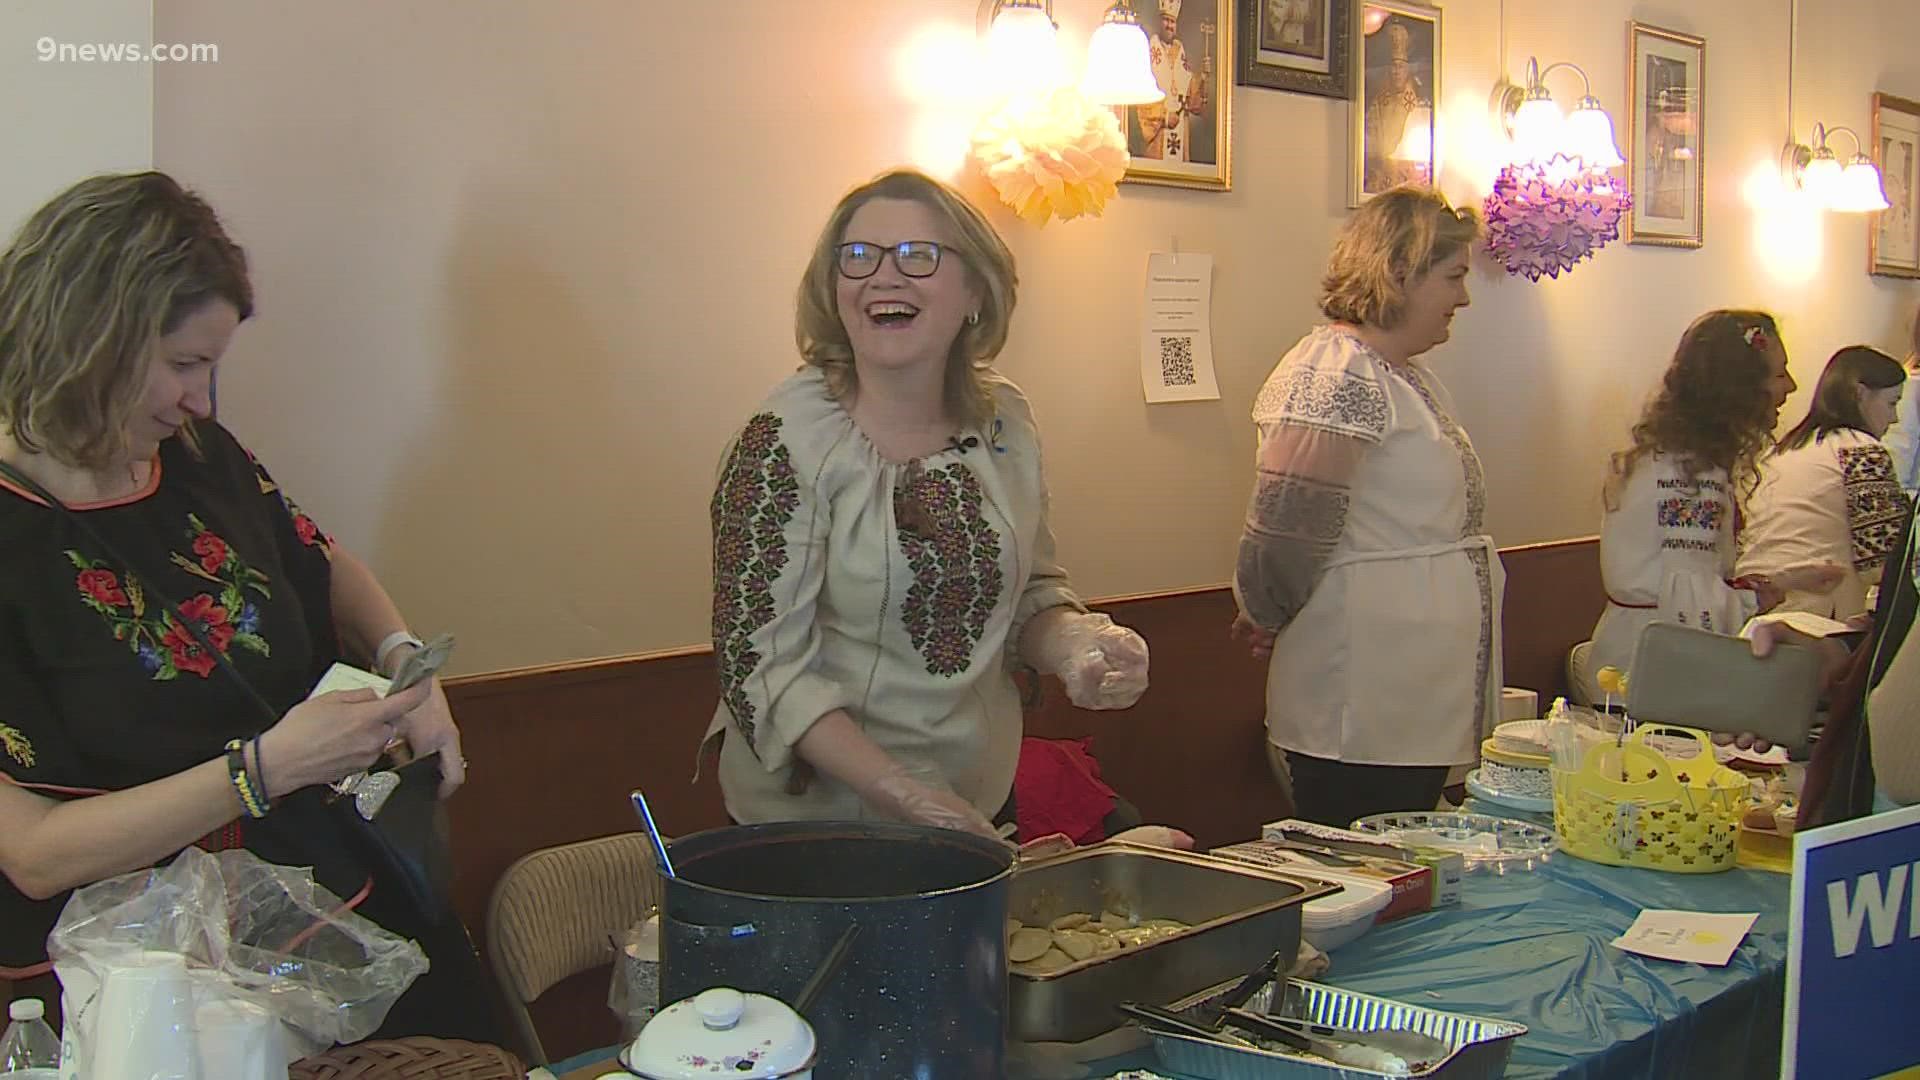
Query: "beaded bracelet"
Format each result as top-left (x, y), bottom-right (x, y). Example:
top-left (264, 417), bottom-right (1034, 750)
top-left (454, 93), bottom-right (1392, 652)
top-left (225, 739), bottom-right (269, 819)
top-left (249, 735), bottom-right (269, 807)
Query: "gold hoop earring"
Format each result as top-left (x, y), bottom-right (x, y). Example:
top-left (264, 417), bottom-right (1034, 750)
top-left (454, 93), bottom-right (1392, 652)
top-left (966, 311), bottom-right (980, 326)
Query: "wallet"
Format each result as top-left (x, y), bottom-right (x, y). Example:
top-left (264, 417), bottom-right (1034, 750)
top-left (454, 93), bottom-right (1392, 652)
top-left (1625, 621), bottom-right (1822, 750)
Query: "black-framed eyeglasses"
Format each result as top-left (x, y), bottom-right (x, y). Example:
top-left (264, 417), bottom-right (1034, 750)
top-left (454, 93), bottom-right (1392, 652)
top-left (835, 240), bottom-right (946, 280)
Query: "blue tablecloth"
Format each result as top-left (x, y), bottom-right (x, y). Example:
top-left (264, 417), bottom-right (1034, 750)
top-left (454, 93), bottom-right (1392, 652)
top-left (555, 850), bottom-right (1789, 1079)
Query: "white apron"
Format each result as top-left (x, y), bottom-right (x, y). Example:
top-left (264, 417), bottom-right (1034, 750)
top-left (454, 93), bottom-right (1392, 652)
top-left (1268, 535), bottom-right (1503, 766)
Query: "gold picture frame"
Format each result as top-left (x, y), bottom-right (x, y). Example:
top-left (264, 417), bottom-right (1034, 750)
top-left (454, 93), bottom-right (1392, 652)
top-left (1624, 21), bottom-right (1705, 248)
top-left (1869, 92), bottom-right (1920, 279)
top-left (1115, 0), bottom-right (1233, 190)
top-left (1350, 0), bottom-right (1442, 207)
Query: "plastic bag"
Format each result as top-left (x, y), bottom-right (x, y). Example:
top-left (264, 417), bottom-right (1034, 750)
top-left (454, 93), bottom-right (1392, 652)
top-left (48, 847), bottom-right (428, 1077)
top-left (606, 912), bottom-right (661, 1043)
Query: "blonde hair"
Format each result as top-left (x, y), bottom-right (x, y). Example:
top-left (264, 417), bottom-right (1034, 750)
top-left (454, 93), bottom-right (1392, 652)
top-left (0, 172), bottom-right (251, 469)
top-left (795, 170), bottom-right (1016, 428)
top-left (1319, 186), bottom-right (1481, 330)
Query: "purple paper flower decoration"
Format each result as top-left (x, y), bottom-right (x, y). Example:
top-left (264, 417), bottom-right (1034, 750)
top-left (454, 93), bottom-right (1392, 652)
top-left (1482, 157), bottom-right (1633, 281)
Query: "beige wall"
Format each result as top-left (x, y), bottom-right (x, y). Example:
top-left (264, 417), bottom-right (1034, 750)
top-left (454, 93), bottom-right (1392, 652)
top-left (0, 0), bottom-right (151, 233)
top-left (145, 1), bottom-right (1920, 674)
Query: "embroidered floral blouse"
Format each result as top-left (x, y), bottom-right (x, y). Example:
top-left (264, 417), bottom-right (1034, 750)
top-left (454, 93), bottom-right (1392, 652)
top-left (1737, 429), bottom-right (1907, 619)
top-left (0, 422), bottom-right (343, 967)
top-left (1588, 455), bottom-right (1757, 692)
top-left (1234, 325), bottom-right (1501, 767)
top-left (704, 368), bottom-right (1085, 824)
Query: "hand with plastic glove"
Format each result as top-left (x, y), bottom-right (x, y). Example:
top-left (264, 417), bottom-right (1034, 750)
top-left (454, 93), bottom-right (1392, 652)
top-left (1025, 610), bottom-right (1150, 710)
top-left (794, 712), bottom-right (1004, 839)
top-left (1108, 825), bottom-right (1195, 850)
top-left (865, 761), bottom-right (1000, 838)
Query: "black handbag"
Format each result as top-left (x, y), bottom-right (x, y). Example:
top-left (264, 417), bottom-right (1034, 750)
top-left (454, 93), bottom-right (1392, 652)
top-left (0, 458), bottom-right (453, 923)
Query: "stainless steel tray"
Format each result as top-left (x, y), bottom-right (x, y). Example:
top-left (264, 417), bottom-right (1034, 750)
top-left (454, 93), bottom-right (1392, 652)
top-left (1148, 978), bottom-right (1527, 1079)
top-left (1008, 841), bottom-right (1335, 1043)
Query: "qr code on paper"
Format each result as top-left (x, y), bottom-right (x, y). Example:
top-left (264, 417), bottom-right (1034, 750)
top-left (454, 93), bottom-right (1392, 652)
top-left (1159, 335), bottom-right (1196, 386)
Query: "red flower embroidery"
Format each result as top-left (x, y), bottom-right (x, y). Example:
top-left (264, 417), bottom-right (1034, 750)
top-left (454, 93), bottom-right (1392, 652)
top-left (162, 624), bottom-right (216, 677)
top-left (161, 594), bottom-right (236, 677)
top-left (293, 514), bottom-right (321, 546)
top-left (192, 532), bottom-right (230, 574)
top-left (178, 594), bottom-right (236, 651)
top-left (76, 568), bottom-right (128, 607)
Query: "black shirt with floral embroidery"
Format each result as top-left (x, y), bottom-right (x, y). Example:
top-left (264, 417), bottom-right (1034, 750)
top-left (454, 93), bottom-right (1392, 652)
top-left (0, 421), bottom-right (352, 967)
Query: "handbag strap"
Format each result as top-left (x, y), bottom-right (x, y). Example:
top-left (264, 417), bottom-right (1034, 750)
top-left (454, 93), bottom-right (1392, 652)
top-left (0, 457), bottom-right (284, 733)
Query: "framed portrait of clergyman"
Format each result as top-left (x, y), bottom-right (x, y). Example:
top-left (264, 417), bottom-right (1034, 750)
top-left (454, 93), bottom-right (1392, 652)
top-left (1869, 92), bottom-right (1920, 278)
top-left (1237, 0), bottom-right (1351, 100)
top-left (1624, 22), bottom-right (1706, 248)
top-left (1115, 0), bottom-right (1234, 190)
top-left (1350, 1), bottom-right (1441, 206)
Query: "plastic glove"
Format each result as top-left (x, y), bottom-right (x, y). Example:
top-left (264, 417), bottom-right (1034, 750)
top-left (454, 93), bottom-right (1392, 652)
top-left (865, 762), bottom-right (1000, 838)
top-left (1107, 825), bottom-right (1194, 850)
top-left (1030, 612), bottom-right (1150, 710)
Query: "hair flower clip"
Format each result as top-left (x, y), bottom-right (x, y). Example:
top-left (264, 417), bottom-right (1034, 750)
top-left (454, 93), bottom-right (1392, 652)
top-left (1743, 325), bottom-right (1770, 351)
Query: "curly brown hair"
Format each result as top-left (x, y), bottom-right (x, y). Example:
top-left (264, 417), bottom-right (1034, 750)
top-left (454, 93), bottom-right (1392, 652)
top-left (1604, 309), bottom-right (1782, 509)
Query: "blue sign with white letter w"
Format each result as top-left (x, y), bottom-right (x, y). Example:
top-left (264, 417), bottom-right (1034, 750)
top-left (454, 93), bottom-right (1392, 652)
top-left (1786, 809), bottom-right (1920, 1079)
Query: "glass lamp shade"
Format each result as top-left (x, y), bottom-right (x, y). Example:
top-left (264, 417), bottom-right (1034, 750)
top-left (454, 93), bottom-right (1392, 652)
top-left (1799, 150), bottom-right (1845, 206)
top-left (1081, 10), bottom-right (1162, 105)
top-left (1510, 95), bottom-right (1564, 165)
top-left (987, 1), bottom-right (1063, 95)
top-left (1565, 102), bottom-right (1625, 169)
top-left (1391, 105), bottom-right (1435, 165)
top-left (1833, 158), bottom-right (1892, 212)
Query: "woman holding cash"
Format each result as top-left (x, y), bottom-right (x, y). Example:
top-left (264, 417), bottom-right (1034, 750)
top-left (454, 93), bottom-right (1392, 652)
top-left (0, 172), bottom-right (487, 1037)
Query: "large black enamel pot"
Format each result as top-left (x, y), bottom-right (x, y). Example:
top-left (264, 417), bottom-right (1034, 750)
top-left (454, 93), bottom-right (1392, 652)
top-left (660, 821), bottom-right (1013, 1078)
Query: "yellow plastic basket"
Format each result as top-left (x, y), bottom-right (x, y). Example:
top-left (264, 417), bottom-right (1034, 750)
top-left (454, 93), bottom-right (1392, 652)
top-left (1550, 724), bottom-right (1748, 873)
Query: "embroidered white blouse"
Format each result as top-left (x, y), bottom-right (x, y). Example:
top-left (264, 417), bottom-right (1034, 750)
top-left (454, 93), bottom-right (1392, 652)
top-left (1235, 325), bottom-right (1503, 768)
top-left (703, 367), bottom-right (1084, 824)
top-left (1589, 455), bottom-right (1756, 691)
top-left (1736, 429), bottom-right (1906, 619)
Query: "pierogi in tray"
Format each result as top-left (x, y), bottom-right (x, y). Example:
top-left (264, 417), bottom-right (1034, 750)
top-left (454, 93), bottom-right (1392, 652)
top-left (1006, 909), bottom-right (1191, 974)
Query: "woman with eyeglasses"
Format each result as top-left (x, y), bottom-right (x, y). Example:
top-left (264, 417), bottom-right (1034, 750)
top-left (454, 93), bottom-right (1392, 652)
top-left (702, 169), bottom-right (1150, 836)
top-left (1230, 186), bottom-right (1498, 828)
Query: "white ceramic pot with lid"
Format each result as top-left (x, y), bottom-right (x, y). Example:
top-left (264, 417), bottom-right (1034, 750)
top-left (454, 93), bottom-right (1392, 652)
top-left (624, 987), bottom-right (815, 1079)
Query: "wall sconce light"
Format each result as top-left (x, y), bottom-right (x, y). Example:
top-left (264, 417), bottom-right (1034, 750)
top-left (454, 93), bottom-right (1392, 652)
top-left (1781, 123), bottom-right (1891, 213)
top-left (1495, 58), bottom-right (1624, 173)
top-left (986, 0), bottom-right (1164, 106)
top-left (1773, 0), bottom-right (1888, 215)
top-left (1482, 57), bottom-right (1631, 281)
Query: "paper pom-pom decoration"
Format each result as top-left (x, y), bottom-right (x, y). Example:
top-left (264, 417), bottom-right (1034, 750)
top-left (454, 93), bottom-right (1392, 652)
top-left (1482, 157), bottom-right (1632, 281)
top-left (970, 89), bottom-right (1129, 227)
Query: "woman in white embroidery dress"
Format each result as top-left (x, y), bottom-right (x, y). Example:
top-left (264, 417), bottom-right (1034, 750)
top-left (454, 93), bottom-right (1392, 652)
top-left (1580, 310), bottom-right (1841, 703)
top-left (1231, 186), bottom-right (1499, 828)
top-left (1738, 346), bottom-right (1908, 620)
top-left (702, 170), bottom-right (1150, 835)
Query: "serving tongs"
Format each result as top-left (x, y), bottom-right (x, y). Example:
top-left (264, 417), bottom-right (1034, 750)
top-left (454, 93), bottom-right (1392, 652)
top-left (1116, 949), bottom-right (1290, 1049)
